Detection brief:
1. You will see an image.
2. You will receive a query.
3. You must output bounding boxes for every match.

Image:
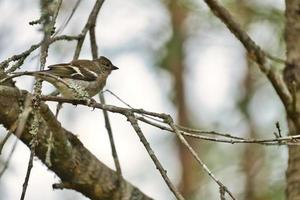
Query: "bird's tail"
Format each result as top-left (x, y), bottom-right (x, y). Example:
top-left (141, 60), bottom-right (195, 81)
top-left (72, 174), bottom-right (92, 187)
top-left (0, 71), bottom-right (37, 83)
top-left (8, 71), bottom-right (48, 81)
top-left (12, 71), bottom-right (41, 77)
top-left (1, 70), bottom-right (56, 84)
top-left (1, 71), bottom-right (71, 91)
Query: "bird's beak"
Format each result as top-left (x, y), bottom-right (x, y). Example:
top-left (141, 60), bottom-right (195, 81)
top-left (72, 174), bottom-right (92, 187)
top-left (112, 65), bottom-right (119, 70)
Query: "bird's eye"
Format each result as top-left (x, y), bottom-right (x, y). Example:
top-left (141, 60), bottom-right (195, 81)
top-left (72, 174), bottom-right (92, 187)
top-left (102, 62), bottom-right (110, 69)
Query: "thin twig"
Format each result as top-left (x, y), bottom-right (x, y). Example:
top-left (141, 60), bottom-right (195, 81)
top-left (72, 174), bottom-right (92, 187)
top-left (181, 132), bottom-right (298, 146)
top-left (99, 94), bottom-right (123, 180)
top-left (50, 34), bottom-right (79, 43)
top-left (265, 53), bottom-right (287, 64)
top-left (19, 97), bottom-right (40, 200)
top-left (138, 116), bottom-right (300, 146)
top-left (103, 89), bottom-right (165, 124)
top-left (0, 139), bottom-right (18, 179)
top-left (41, 95), bottom-right (300, 146)
top-left (276, 121), bottom-right (282, 138)
top-left (176, 125), bottom-right (244, 140)
top-left (2, 35), bottom-right (79, 73)
top-left (41, 95), bottom-right (170, 118)
top-left (88, 6), bottom-right (123, 182)
top-left (126, 113), bottom-right (185, 200)
top-left (166, 117), bottom-right (236, 200)
top-left (1, 43), bottom-right (41, 70)
top-left (20, 151), bottom-right (34, 200)
top-left (89, 25), bottom-right (98, 59)
top-left (55, 102), bottom-right (63, 118)
top-left (202, 0), bottom-right (292, 110)
top-left (40, 0), bottom-right (62, 70)
top-left (137, 116), bottom-right (172, 132)
top-left (21, 1), bottom-right (62, 199)
top-left (53, 0), bottom-right (82, 36)
top-left (1, 71), bottom-right (71, 89)
top-left (73, 0), bottom-right (105, 59)
top-left (0, 132), bottom-right (12, 154)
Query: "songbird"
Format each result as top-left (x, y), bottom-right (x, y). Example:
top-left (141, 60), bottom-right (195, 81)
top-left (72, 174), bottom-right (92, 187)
top-left (8, 56), bottom-right (118, 98)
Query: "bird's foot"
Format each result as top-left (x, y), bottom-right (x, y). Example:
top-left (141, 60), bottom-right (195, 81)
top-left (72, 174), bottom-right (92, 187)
top-left (86, 98), bottom-right (97, 110)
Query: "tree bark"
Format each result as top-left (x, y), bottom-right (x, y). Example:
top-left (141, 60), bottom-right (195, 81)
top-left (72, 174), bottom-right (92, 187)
top-left (284, 0), bottom-right (300, 199)
top-left (0, 85), bottom-right (152, 200)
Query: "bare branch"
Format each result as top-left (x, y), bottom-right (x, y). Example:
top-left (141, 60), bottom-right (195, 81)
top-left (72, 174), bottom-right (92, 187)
top-left (127, 113), bottom-right (185, 200)
top-left (176, 125), bottom-right (244, 140)
top-left (202, 0), bottom-right (292, 110)
top-left (73, 0), bottom-right (105, 59)
top-left (88, 13), bottom-right (123, 183)
top-left (1, 35), bottom-right (78, 73)
top-left (99, 93), bottom-right (123, 181)
top-left (166, 118), bottom-right (236, 200)
top-left (53, 0), bottom-right (82, 36)
top-left (0, 139), bottom-right (18, 179)
top-left (41, 95), bottom-right (300, 145)
top-left (20, 151), bottom-right (34, 200)
top-left (0, 85), bottom-right (153, 199)
top-left (0, 132), bottom-right (12, 154)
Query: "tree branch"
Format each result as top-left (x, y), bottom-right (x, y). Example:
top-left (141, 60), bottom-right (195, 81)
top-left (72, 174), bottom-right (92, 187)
top-left (202, 0), bottom-right (292, 111)
top-left (0, 85), bottom-right (152, 200)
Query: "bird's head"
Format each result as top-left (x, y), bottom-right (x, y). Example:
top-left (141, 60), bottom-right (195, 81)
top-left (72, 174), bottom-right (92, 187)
top-left (94, 56), bottom-right (118, 75)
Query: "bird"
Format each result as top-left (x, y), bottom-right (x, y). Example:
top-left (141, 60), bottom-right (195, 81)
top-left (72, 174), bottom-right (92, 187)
top-left (8, 56), bottom-right (118, 98)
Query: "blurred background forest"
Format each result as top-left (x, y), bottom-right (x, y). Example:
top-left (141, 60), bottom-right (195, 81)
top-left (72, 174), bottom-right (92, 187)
top-left (0, 0), bottom-right (287, 199)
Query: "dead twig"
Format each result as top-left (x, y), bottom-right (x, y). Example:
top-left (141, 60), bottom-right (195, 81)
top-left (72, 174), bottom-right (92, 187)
top-left (166, 117), bottom-right (236, 200)
top-left (0, 139), bottom-right (18, 179)
top-left (202, 0), bottom-right (292, 111)
top-left (73, 0), bottom-right (105, 59)
top-left (126, 113), bottom-right (185, 200)
top-left (0, 132), bottom-right (12, 154)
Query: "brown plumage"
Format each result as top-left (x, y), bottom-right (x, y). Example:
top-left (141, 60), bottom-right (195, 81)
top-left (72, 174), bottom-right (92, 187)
top-left (11, 56), bottom-right (118, 98)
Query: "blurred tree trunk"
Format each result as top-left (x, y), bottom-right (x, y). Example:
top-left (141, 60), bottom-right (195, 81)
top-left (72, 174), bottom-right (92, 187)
top-left (230, 2), bottom-right (265, 198)
top-left (284, 0), bottom-right (300, 199)
top-left (163, 1), bottom-right (202, 197)
top-left (239, 60), bottom-right (264, 200)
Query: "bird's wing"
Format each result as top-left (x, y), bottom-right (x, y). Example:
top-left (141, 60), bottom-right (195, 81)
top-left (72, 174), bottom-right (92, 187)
top-left (46, 60), bottom-right (97, 81)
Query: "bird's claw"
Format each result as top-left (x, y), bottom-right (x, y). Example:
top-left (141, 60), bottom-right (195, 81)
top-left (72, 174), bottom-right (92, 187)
top-left (86, 98), bottom-right (97, 110)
